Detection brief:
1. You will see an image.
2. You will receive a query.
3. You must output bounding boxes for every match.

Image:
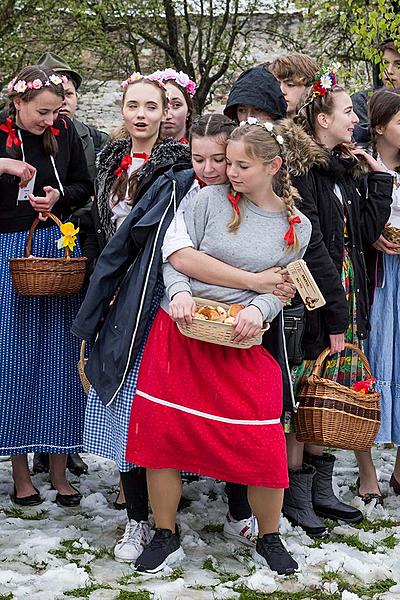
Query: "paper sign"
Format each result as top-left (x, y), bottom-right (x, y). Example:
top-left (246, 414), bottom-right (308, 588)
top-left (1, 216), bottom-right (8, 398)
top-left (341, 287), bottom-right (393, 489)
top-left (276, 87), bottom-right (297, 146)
top-left (17, 172), bottom-right (36, 203)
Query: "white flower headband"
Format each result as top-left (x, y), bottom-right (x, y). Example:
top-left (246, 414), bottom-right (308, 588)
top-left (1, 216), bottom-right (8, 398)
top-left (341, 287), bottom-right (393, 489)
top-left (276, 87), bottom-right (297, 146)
top-left (150, 68), bottom-right (196, 97)
top-left (8, 74), bottom-right (67, 94)
top-left (121, 71), bottom-right (168, 92)
top-left (240, 117), bottom-right (285, 147)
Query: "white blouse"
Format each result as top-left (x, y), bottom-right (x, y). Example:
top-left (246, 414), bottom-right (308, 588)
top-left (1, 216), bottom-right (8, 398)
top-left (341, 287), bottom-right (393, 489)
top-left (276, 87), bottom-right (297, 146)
top-left (110, 156), bottom-right (146, 230)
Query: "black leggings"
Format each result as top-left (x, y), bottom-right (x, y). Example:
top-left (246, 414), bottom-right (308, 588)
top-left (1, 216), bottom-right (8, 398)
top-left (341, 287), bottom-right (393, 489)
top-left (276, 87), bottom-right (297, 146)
top-left (121, 469), bottom-right (251, 522)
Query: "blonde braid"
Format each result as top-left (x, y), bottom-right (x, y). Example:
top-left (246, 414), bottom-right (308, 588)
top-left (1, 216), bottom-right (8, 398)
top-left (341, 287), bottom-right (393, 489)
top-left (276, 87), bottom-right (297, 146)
top-left (280, 157), bottom-right (301, 252)
top-left (227, 186), bottom-right (242, 232)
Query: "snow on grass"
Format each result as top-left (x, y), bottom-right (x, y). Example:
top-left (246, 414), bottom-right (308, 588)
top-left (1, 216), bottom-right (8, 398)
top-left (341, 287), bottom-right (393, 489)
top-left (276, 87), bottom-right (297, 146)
top-left (0, 448), bottom-right (400, 599)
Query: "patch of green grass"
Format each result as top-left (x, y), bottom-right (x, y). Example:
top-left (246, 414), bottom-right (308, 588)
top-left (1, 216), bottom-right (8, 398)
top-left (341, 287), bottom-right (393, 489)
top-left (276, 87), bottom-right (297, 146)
top-left (116, 571), bottom-right (143, 585)
top-left (115, 591), bottom-right (153, 600)
top-left (0, 594), bottom-right (13, 600)
top-left (203, 522), bottom-right (224, 533)
top-left (50, 539), bottom-right (112, 560)
top-left (3, 507), bottom-right (49, 520)
top-left (162, 566), bottom-right (184, 580)
top-left (187, 584), bottom-right (210, 591)
top-left (203, 557), bottom-right (218, 572)
top-left (233, 587), bottom-right (340, 599)
top-left (311, 533), bottom-right (378, 553)
top-left (380, 533), bottom-right (397, 549)
top-left (322, 570), bottom-right (396, 598)
top-left (353, 517), bottom-right (400, 532)
top-left (64, 584), bottom-right (112, 597)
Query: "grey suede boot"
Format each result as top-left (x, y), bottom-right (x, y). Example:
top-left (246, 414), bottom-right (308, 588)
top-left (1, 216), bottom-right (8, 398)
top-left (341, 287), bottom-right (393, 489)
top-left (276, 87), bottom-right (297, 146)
top-left (283, 465), bottom-right (328, 538)
top-left (305, 452), bottom-right (363, 524)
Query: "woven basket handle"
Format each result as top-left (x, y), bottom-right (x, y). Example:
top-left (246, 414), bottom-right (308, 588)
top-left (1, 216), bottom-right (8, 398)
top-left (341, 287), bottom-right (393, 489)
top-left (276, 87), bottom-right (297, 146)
top-left (80, 340), bottom-right (86, 362)
top-left (25, 212), bottom-right (71, 258)
top-left (311, 342), bottom-right (372, 379)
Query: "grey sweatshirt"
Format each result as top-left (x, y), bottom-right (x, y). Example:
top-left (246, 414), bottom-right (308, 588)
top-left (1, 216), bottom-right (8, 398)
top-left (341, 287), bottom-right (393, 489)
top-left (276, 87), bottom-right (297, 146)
top-left (162, 184), bottom-right (311, 322)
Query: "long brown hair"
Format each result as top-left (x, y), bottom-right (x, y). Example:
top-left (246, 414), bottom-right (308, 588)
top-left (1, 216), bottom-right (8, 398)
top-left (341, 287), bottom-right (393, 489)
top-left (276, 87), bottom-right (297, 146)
top-left (227, 123), bottom-right (300, 249)
top-left (111, 78), bottom-right (168, 206)
top-left (5, 65), bottom-right (65, 157)
top-left (369, 87), bottom-right (400, 161)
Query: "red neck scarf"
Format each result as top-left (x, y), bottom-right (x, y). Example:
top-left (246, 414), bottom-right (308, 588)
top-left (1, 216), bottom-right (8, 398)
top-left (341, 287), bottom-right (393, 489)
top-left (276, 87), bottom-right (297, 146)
top-left (284, 215), bottom-right (301, 246)
top-left (227, 191), bottom-right (241, 216)
top-left (115, 152), bottom-right (149, 177)
top-left (195, 175), bottom-right (207, 188)
top-left (0, 118), bottom-right (21, 149)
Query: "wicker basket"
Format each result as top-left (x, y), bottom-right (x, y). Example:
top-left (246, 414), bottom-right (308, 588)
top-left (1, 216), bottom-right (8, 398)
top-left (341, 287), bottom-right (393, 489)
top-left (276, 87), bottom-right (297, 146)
top-left (77, 340), bottom-right (90, 395)
top-left (295, 343), bottom-right (381, 451)
top-left (9, 213), bottom-right (87, 296)
top-left (382, 225), bottom-right (400, 249)
top-left (177, 297), bottom-right (269, 349)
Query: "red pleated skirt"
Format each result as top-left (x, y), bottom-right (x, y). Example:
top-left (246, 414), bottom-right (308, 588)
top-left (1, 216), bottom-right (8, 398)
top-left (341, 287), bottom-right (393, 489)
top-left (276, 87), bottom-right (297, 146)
top-left (126, 308), bottom-right (288, 488)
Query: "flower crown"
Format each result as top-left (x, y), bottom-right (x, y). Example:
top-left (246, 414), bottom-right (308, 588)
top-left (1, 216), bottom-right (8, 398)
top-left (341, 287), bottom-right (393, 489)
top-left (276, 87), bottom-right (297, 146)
top-left (8, 74), bottom-right (67, 94)
top-left (120, 72), bottom-right (168, 92)
top-left (299, 67), bottom-right (337, 111)
top-left (150, 68), bottom-right (196, 97)
top-left (239, 117), bottom-right (284, 148)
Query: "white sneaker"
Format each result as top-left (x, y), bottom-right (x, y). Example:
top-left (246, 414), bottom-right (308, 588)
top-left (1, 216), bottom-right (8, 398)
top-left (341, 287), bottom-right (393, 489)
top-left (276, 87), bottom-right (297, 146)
top-left (114, 519), bottom-right (152, 562)
top-left (223, 512), bottom-right (258, 547)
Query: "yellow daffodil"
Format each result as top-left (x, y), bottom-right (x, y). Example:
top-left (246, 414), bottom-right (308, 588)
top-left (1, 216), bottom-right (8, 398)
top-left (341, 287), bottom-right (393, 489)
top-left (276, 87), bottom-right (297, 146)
top-left (57, 222), bottom-right (80, 251)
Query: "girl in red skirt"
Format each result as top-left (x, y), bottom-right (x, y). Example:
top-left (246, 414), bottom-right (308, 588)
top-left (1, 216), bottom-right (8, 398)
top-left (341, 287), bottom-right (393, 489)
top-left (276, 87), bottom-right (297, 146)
top-left (126, 120), bottom-right (312, 574)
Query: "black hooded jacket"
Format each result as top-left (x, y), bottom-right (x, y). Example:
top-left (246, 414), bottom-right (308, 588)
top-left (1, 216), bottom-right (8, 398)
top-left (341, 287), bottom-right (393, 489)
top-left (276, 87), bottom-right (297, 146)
top-left (292, 150), bottom-right (392, 359)
top-left (224, 67), bottom-right (287, 122)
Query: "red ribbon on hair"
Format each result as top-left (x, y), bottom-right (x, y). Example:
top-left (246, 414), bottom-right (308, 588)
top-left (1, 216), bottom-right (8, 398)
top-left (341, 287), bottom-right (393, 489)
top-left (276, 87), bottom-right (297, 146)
top-left (50, 126), bottom-right (60, 136)
top-left (284, 215), bottom-right (301, 246)
top-left (179, 137), bottom-right (189, 144)
top-left (227, 191), bottom-right (241, 216)
top-left (0, 118), bottom-right (21, 148)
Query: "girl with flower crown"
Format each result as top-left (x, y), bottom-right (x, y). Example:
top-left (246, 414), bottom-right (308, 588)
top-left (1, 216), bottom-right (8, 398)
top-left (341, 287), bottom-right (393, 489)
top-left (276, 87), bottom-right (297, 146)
top-left (156, 68), bottom-right (195, 143)
top-left (281, 70), bottom-right (393, 532)
top-left (0, 65), bottom-right (92, 507)
top-left (124, 120), bottom-right (312, 575)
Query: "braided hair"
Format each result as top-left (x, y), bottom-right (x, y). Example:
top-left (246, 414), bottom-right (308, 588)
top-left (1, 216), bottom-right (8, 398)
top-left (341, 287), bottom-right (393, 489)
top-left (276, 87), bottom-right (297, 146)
top-left (227, 122), bottom-right (300, 249)
top-left (5, 65), bottom-right (65, 158)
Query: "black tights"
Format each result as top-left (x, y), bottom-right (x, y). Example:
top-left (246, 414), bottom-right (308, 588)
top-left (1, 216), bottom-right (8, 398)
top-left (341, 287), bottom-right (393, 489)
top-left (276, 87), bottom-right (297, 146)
top-left (120, 469), bottom-right (251, 522)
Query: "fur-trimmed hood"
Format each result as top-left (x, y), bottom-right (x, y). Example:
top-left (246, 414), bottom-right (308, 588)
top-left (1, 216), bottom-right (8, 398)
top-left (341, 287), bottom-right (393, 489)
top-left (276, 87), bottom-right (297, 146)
top-left (95, 137), bottom-right (191, 242)
top-left (278, 118), bottom-right (369, 179)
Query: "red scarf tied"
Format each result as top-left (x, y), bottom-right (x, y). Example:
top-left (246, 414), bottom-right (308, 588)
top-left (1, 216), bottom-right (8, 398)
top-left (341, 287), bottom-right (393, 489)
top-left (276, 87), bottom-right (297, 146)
top-left (227, 191), bottom-right (241, 216)
top-left (284, 215), bottom-right (301, 246)
top-left (0, 118), bottom-right (21, 149)
top-left (115, 152), bottom-right (149, 177)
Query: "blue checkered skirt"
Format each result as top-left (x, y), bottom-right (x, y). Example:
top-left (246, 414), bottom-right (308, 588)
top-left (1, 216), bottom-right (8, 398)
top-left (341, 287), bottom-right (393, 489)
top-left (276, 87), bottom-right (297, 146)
top-left (83, 281), bottom-right (164, 472)
top-left (0, 225), bottom-right (86, 456)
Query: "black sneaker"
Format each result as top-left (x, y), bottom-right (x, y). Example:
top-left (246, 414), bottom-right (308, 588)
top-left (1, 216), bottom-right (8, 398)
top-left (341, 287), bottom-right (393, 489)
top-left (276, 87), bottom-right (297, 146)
top-left (253, 533), bottom-right (298, 575)
top-left (135, 527), bottom-right (184, 573)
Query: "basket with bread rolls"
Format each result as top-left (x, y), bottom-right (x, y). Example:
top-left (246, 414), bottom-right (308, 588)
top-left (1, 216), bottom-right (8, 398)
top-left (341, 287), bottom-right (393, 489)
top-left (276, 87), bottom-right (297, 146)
top-left (176, 297), bottom-right (270, 349)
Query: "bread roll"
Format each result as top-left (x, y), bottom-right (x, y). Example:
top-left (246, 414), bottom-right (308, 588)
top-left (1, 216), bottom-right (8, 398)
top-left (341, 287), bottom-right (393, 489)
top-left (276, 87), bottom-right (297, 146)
top-left (228, 303), bottom-right (245, 318)
top-left (223, 316), bottom-right (235, 324)
top-left (197, 306), bottom-right (224, 321)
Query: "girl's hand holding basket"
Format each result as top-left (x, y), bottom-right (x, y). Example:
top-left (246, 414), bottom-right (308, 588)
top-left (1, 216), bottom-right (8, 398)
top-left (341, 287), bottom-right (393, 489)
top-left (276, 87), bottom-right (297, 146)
top-left (169, 291), bottom-right (196, 326)
top-left (231, 305), bottom-right (263, 343)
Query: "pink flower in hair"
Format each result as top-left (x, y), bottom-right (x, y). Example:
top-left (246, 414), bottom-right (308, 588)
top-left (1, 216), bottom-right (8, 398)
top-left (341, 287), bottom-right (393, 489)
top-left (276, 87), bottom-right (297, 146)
top-left (31, 79), bottom-right (43, 90)
top-left (186, 80), bottom-right (196, 96)
top-left (7, 77), bottom-right (16, 93)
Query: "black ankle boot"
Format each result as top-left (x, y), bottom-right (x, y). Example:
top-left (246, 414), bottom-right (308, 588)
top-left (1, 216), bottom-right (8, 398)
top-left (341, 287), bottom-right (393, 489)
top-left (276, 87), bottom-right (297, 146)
top-left (305, 452), bottom-right (363, 524)
top-left (283, 465), bottom-right (328, 538)
top-left (67, 454), bottom-right (88, 476)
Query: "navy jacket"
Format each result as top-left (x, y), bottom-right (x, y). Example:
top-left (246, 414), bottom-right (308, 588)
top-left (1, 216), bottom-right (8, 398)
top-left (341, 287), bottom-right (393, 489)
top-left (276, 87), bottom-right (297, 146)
top-left (72, 166), bottom-right (195, 406)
